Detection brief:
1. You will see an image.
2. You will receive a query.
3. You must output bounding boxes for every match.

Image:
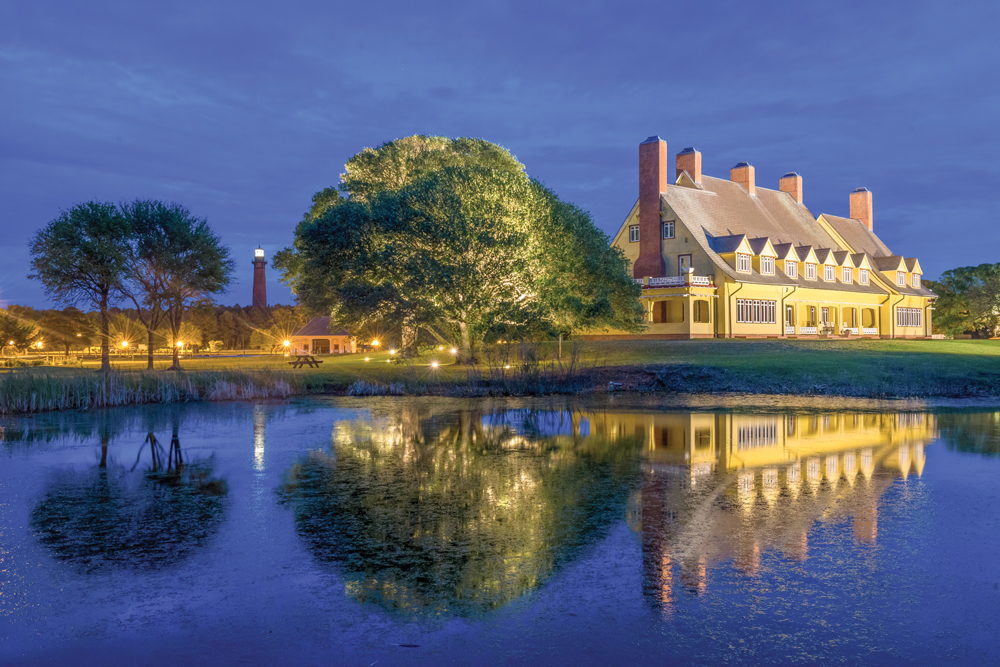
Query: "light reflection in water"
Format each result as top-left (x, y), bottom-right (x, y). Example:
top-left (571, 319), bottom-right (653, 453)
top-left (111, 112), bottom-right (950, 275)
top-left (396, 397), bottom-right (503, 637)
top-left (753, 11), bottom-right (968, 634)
top-left (277, 404), bottom-right (939, 619)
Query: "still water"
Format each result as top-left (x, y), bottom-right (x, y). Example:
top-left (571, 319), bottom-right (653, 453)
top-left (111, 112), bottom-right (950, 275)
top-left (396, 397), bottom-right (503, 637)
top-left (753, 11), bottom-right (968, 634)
top-left (1, 396), bottom-right (999, 665)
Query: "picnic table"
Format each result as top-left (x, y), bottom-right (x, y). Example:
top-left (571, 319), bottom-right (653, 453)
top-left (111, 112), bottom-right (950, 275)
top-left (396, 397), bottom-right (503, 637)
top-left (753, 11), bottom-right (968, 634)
top-left (288, 354), bottom-right (324, 369)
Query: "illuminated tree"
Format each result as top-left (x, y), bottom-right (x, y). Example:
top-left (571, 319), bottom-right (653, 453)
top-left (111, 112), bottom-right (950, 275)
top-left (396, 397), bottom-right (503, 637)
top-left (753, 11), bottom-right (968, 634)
top-left (276, 136), bottom-right (642, 360)
top-left (29, 202), bottom-right (130, 371)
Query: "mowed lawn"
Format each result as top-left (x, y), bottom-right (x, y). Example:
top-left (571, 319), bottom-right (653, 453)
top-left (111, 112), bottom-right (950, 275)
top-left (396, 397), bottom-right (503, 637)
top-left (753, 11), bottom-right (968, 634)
top-left (55, 338), bottom-right (1000, 390)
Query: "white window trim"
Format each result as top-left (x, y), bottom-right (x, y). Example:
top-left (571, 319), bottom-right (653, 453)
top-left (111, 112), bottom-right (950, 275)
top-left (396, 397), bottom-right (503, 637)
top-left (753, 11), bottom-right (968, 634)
top-left (842, 267), bottom-right (852, 283)
top-left (761, 256), bottom-right (775, 275)
top-left (912, 274), bottom-right (921, 289)
top-left (662, 221), bottom-right (675, 239)
top-left (824, 265), bottom-right (835, 282)
top-left (786, 261), bottom-right (797, 278)
top-left (859, 269), bottom-right (870, 285)
top-left (897, 271), bottom-right (906, 287)
top-left (896, 307), bottom-right (922, 328)
top-left (629, 225), bottom-right (639, 243)
top-left (736, 298), bottom-right (777, 324)
top-left (805, 263), bottom-right (817, 280)
top-left (736, 253), bottom-right (751, 273)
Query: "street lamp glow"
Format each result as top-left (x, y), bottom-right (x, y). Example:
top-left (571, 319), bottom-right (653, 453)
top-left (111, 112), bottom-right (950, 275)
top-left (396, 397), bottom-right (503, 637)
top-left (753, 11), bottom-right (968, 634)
top-left (388, 348), bottom-right (397, 355)
top-left (282, 339), bottom-right (291, 347)
top-left (120, 340), bottom-right (129, 349)
top-left (364, 356), bottom-right (370, 362)
top-left (176, 341), bottom-right (184, 348)
top-left (370, 339), bottom-right (380, 347)
top-left (430, 360), bottom-right (439, 368)
top-left (449, 347), bottom-right (457, 355)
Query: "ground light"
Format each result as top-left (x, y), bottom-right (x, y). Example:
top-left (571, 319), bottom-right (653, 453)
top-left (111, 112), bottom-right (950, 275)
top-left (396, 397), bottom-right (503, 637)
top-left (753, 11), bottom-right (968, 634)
top-left (430, 360), bottom-right (439, 368)
top-left (449, 347), bottom-right (457, 355)
top-left (389, 348), bottom-right (397, 355)
top-left (364, 357), bottom-right (370, 362)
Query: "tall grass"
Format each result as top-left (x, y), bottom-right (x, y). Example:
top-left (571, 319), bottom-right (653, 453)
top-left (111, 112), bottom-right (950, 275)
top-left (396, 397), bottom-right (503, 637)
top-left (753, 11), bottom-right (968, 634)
top-left (0, 370), bottom-right (297, 415)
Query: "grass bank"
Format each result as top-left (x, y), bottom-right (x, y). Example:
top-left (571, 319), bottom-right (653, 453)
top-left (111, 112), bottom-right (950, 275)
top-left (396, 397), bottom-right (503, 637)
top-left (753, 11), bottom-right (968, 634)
top-left (2, 339), bottom-right (999, 415)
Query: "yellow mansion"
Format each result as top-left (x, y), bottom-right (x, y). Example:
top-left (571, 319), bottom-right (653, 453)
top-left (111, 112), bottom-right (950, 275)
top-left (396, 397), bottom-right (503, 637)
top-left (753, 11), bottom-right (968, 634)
top-left (609, 136), bottom-right (935, 338)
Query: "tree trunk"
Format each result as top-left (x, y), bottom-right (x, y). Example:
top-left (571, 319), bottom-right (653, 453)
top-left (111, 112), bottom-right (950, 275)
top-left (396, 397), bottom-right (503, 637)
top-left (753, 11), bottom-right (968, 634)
top-left (168, 308), bottom-right (183, 371)
top-left (458, 320), bottom-right (473, 364)
top-left (99, 292), bottom-right (111, 372)
top-left (558, 332), bottom-right (563, 359)
top-left (99, 435), bottom-right (108, 468)
top-left (146, 327), bottom-right (155, 370)
top-left (400, 317), bottom-right (418, 357)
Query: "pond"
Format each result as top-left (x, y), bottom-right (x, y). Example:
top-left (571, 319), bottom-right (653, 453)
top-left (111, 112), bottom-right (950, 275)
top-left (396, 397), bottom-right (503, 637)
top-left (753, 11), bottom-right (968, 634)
top-left (1, 396), bottom-right (999, 664)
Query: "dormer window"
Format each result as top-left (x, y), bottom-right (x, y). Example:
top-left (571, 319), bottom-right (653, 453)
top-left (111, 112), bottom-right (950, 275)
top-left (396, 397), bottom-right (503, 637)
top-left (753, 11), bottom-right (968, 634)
top-left (629, 225), bottom-right (639, 243)
top-left (842, 267), bottom-right (852, 283)
top-left (662, 221), bottom-right (675, 239)
top-left (805, 263), bottom-right (817, 280)
top-left (786, 261), bottom-right (797, 278)
top-left (912, 274), bottom-right (921, 289)
top-left (897, 271), bottom-right (906, 287)
top-left (761, 256), bottom-right (775, 275)
top-left (859, 269), bottom-right (870, 285)
top-left (824, 265), bottom-right (835, 282)
top-left (737, 253), bottom-right (751, 272)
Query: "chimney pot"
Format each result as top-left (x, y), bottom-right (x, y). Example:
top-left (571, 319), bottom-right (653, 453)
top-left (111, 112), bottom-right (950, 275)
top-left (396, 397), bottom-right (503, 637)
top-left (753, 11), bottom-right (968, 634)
top-left (850, 187), bottom-right (873, 231)
top-left (730, 162), bottom-right (756, 196)
top-left (675, 147), bottom-right (702, 184)
top-left (779, 172), bottom-right (803, 204)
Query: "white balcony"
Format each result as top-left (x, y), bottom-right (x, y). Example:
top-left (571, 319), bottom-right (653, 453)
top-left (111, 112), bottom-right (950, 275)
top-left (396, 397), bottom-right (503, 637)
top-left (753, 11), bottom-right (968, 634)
top-left (862, 327), bottom-right (878, 335)
top-left (644, 275), bottom-right (714, 288)
top-left (784, 326), bottom-right (795, 335)
top-left (799, 326), bottom-right (818, 335)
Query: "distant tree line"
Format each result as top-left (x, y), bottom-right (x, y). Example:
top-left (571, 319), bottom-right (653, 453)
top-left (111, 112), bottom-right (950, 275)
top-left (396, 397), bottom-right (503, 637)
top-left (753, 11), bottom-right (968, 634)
top-left (926, 263), bottom-right (1000, 338)
top-left (1, 303), bottom-right (309, 357)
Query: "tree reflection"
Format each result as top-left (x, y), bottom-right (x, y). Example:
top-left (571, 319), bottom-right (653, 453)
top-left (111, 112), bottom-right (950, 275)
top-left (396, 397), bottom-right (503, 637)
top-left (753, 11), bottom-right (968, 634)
top-left (280, 403), bottom-right (641, 616)
top-left (31, 420), bottom-right (227, 572)
top-left (938, 411), bottom-right (1000, 456)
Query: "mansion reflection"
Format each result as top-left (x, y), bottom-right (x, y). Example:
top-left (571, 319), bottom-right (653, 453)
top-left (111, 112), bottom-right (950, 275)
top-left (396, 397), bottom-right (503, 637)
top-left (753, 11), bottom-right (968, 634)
top-left (585, 409), bottom-right (936, 614)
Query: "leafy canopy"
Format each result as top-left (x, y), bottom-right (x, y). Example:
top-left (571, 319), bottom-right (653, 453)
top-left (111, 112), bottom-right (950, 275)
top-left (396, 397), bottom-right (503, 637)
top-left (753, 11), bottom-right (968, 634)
top-left (276, 135), bottom-right (641, 355)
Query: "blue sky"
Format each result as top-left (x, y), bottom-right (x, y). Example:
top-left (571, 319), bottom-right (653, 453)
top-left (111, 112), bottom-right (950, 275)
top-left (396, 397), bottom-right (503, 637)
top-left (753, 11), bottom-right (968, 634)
top-left (2, 0), bottom-right (998, 307)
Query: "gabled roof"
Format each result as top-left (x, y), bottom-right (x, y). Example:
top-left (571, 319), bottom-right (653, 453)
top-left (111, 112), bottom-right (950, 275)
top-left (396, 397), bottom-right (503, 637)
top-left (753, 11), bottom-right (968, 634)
top-left (748, 237), bottom-right (778, 256)
top-left (708, 233), bottom-right (750, 254)
top-left (851, 253), bottom-right (873, 269)
top-left (905, 257), bottom-right (923, 273)
top-left (832, 250), bottom-right (854, 267)
top-left (773, 243), bottom-right (800, 260)
top-left (814, 248), bottom-right (835, 264)
top-left (293, 316), bottom-right (351, 337)
top-left (795, 245), bottom-right (819, 264)
top-left (818, 214), bottom-right (892, 257)
top-left (873, 256), bottom-right (907, 271)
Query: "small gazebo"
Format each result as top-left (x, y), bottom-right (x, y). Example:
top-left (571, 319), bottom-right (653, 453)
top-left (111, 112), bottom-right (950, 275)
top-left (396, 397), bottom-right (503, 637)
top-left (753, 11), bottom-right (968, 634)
top-left (289, 317), bottom-right (355, 355)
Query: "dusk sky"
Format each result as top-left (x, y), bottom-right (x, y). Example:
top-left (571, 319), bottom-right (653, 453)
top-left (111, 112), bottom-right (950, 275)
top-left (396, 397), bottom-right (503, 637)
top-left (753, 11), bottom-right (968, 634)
top-left (3, 0), bottom-right (998, 308)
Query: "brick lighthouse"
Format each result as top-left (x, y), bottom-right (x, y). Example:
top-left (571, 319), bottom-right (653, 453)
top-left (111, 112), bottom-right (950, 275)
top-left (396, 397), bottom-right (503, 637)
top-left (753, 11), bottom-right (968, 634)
top-left (252, 247), bottom-right (267, 309)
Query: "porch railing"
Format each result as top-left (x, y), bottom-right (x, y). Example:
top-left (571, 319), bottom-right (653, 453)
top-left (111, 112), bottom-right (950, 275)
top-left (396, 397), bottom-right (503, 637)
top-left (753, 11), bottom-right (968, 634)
top-left (861, 327), bottom-right (878, 335)
top-left (799, 326), bottom-right (818, 335)
top-left (784, 326), bottom-right (795, 335)
top-left (641, 275), bottom-right (715, 288)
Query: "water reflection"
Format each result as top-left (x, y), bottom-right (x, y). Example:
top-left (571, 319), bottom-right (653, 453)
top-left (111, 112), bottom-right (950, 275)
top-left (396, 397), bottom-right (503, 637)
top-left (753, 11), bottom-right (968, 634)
top-left (30, 414), bottom-right (228, 572)
top-left (593, 410), bottom-right (937, 615)
top-left (281, 402), bottom-right (941, 619)
top-left (279, 402), bottom-right (642, 616)
top-left (938, 410), bottom-right (1000, 456)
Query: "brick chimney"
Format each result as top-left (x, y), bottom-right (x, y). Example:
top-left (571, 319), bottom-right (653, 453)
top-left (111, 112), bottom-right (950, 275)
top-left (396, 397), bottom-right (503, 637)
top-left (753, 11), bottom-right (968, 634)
top-left (850, 187), bottom-right (873, 231)
top-left (779, 172), bottom-right (803, 204)
top-left (730, 162), bottom-right (755, 196)
top-left (675, 147), bottom-right (702, 184)
top-left (634, 136), bottom-right (666, 278)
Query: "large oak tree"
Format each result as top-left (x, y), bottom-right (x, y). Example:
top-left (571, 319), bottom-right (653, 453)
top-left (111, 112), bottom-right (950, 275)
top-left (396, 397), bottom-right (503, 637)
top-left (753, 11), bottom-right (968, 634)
top-left (276, 136), bottom-right (642, 360)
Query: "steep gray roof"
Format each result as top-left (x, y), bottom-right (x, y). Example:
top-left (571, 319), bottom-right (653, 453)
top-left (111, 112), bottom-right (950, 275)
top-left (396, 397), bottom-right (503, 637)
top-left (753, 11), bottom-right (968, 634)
top-left (821, 213), bottom-right (892, 257)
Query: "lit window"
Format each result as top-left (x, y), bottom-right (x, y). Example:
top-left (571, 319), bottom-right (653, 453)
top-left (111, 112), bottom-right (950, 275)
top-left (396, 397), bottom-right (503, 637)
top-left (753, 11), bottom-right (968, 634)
top-left (859, 269), bottom-right (870, 285)
top-left (805, 263), bottom-right (817, 280)
top-left (912, 274), bottom-right (921, 289)
top-left (629, 225), bottom-right (639, 243)
top-left (824, 265), bottom-right (835, 281)
top-left (662, 221), bottom-right (675, 239)
top-left (761, 256), bottom-right (775, 275)
top-left (897, 271), bottom-right (906, 287)
top-left (786, 261), bottom-right (797, 278)
top-left (736, 253), bottom-right (751, 272)
top-left (842, 267), bottom-right (852, 283)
